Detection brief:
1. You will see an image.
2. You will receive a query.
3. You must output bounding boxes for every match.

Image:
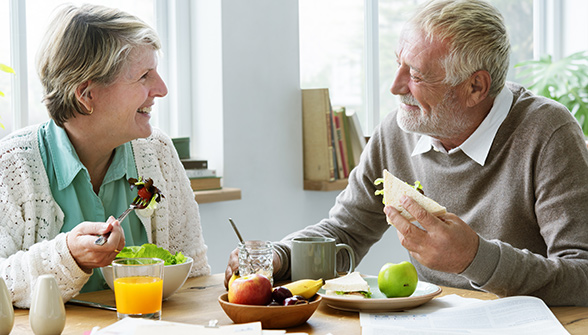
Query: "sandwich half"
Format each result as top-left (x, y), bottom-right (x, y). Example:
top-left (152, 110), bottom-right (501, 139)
top-left (378, 169), bottom-right (446, 223)
top-left (322, 272), bottom-right (372, 298)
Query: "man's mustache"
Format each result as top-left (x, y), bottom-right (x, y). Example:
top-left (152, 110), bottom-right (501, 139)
top-left (400, 94), bottom-right (421, 107)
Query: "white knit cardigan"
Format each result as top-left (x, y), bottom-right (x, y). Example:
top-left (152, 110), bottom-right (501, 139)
top-left (0, 124), bottom-right (210, 308)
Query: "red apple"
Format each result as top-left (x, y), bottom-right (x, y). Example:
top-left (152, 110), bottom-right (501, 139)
top-left (228, 274), bottom-right (272, 305)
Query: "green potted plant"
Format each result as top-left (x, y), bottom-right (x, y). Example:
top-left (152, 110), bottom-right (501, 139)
top-left (515, 50), bottom-right (588, 136)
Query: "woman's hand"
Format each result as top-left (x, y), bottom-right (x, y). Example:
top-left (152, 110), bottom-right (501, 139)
top-left (66, 216), bottom-right (126, 273)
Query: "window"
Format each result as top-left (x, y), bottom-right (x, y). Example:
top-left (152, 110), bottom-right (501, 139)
top-left (299, 0), bottom-right (536, 135)
top-left (0, 1), bottom-right (13, 133)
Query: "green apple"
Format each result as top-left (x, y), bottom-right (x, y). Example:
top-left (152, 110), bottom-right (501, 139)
top-left (378, 261), bottom-right (418, 298)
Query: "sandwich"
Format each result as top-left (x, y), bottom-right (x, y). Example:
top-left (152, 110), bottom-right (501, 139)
top-left (322, 272), bottom-right (372, 298)
top-left (375, 169), bottom-right (446, 223)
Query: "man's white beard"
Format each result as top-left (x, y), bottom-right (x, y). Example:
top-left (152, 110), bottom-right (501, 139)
top-left (396, 89), bottom-right (470, 139)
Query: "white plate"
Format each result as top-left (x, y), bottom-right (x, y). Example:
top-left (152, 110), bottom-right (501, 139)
top-left (319, 276), bottom-right (442, 312)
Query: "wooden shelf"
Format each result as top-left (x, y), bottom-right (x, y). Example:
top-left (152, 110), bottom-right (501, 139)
top-left (303, 179), bottom-right (348, 191)
top-left (194, 187), bottom-right (241, 204)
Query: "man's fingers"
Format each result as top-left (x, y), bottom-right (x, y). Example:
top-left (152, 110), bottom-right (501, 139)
top-left (386, 204), bottom-right (426, 251)
top-left (400, 196), bottom-right (439, 230)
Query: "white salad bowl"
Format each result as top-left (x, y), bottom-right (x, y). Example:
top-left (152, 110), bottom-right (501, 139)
top-left (100, 256), bottom-right (193, 300)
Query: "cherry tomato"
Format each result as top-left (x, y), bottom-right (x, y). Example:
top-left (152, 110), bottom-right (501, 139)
top-left (137, 187), bottom-right (152, 200)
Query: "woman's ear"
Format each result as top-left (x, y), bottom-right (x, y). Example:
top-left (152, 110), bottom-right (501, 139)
top-left (465, 70), bottom-right (491, 108)
top-left (75, 81), bottom-right (93, 112)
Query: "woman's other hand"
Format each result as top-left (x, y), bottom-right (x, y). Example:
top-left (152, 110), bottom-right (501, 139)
top-left (66, 216), bottom-right (125, 273)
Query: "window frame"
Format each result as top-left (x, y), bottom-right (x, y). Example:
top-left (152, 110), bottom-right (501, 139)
top-left (6, 0), bottom-right (569, 137)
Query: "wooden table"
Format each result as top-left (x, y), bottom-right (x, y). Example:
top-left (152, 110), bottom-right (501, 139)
top-left (11, 274), bottom-right (588, 334)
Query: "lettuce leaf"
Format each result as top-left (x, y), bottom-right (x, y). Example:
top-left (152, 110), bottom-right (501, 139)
top-left (115, 243), bottom-right (187, 265)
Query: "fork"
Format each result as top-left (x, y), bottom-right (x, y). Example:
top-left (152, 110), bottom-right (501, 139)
top-left (94, 196), bottom-right (148, 246)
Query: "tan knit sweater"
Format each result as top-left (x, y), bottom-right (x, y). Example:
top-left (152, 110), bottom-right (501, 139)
top-left (274, 82), bottom-right (588, 306)
top-left (0, 125), bottom-right (210, 308)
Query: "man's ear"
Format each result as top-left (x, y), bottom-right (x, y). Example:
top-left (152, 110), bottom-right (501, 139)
top-left (75, 81), bottom-right (93, 112)
top-left (464, 70), bottom-right (491, 108)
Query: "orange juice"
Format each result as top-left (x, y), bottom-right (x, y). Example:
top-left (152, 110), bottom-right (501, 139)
top-left (114, 276), bottom-right (163, 314)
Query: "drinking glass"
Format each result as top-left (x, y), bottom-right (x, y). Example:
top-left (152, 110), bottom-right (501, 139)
top-left (112, 258), bottom-right (164, 320)
top-left (238, 240), bottom-right (273, 285)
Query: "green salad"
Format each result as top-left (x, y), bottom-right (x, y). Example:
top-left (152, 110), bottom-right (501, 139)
top-left (374, 178), bottom-right (423, 204)
top-left (115, 243), bottom-right (187, 265)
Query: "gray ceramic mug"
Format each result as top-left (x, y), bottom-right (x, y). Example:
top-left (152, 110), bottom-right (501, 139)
top-left (291, 237), bottom-right (355, 281)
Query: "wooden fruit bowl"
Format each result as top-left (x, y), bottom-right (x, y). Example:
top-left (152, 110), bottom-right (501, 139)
top-left (217, 293), bottom-right (322, 329)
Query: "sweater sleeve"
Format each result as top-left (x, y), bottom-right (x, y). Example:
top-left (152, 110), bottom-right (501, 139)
top-left (273, 124), bottom-right (394, 281)
top-left (0, 126), bottom-right (92, 308)
top-left (461, 122), bottom-right (588, 306)
top-left (0, 232), bottom-right (91, 308)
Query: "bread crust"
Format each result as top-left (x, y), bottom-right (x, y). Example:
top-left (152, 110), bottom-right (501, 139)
top-left (383, 169), bottom-right (446, 222)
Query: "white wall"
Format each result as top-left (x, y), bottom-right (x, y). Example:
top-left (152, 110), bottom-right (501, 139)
top-left (193, 0), bottom-right (409, 277)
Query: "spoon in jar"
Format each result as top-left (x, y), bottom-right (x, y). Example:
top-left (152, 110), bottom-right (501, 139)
top-left (228, 218), bottom-right (249, 275)
top-left (229, 218), bottom-right (245, 244)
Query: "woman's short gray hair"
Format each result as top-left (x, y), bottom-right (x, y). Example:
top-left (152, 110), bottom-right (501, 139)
top-left (409, 0), bottom-right (510, 96)
top-left (36, 4), bottom-right (161, 127)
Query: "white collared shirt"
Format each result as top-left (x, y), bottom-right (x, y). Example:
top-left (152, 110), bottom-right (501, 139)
top-left (411, 86), bottom-right (513, 166)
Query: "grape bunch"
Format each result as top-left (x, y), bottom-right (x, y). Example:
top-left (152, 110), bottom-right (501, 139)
top-left (268, 286), bottom-right (309, 306)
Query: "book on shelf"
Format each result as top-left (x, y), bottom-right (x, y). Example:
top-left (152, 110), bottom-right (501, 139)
top-left (340, 107), bottom-right (355, 172)
top-left (301, 88), bottom-right (368, 185)
top-left (333, 106), bottom-right (352, 177)
top-left (346, 109), bottom-right (366, 169)
top-left (190, 176), bottom-right (222, 191)
top-left (184, 169), bottom-right (217, 178)
top-left (333, 110), bottom-right (350, 178)
top-left (301, 88), bottom-right (336, 181)
top-left (181, 159), bottom-right (208, 170)
top-left (331, 106), bottom-right (346, 179)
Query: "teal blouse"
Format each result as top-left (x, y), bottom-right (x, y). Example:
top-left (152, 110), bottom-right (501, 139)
top-left (38, 120), bottom-right (148, 292)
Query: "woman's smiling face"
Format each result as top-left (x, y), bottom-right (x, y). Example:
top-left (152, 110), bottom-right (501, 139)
top-left (90, 45), bottom-right (168, 143)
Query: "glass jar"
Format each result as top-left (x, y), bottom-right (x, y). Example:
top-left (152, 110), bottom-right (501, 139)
top-left (238, 240), bottom-right (273, 285)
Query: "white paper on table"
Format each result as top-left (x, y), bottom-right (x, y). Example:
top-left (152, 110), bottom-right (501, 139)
top-left (360, 295), bottom-right (569, 335)
top-left (93, 318), bottom-right (263, 335)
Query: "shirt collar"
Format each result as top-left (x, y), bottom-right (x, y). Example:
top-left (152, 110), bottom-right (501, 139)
top-left (411, 86), bottom-right (513, 166)
top-left (45, 120), bottom-right (134, 190)
top-left (45, 120), bottom-right (84, 190)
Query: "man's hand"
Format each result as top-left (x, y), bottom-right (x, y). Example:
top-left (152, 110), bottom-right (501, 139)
top-left (385, 195), bottom-right (479, 274)
top-left (224, 248), bottom-right (282, 289)
top-left (66, 216), bottom-right (126, 273)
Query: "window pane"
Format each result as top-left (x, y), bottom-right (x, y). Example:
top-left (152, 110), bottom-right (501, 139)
top-left (25, 0), bottom-right (155, 127)
top-left (299, 0), bottom-right (366, 130)
top-left (378, 0), bottom-right (427, 121)
top-left (0, 1), bottom-right (13, 135)
top-left (489, 0), bottom-right (534, 80)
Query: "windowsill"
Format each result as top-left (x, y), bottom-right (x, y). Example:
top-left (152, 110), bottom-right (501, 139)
top-left (194, 187), bottom-right (242, 203)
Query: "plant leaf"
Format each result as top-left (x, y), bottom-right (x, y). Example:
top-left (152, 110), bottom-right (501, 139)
top-left (515, 51), bottom-right (588, 136)
top-left (0, 63), bottom-right (15, 74)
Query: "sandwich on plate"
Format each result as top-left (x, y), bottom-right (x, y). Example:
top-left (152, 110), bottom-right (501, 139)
top-left (322, 272), bottom-right (372, 298)
top-left (375, 169), bottom-right (446, 223)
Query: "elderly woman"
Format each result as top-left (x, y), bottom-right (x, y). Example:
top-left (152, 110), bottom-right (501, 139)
top-left (0, 4), bottom-right (210, 308)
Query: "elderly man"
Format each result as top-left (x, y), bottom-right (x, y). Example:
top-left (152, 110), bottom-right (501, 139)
top-left (226, 0), bottom-right (588, 306)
